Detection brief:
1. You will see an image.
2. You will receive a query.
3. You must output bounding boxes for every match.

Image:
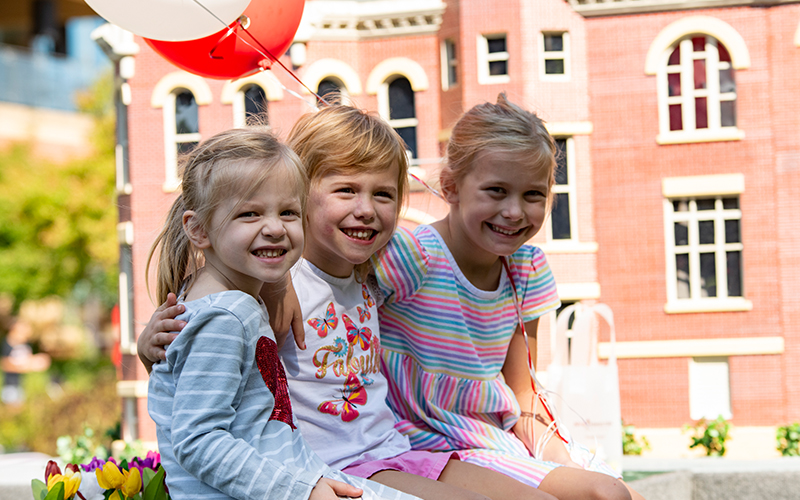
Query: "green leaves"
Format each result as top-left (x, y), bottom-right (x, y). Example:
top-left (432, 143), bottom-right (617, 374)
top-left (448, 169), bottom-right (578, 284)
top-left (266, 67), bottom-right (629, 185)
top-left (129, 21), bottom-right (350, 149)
top-left (31, 479), bottom-right (47, 500)
top-left (776, 422), bottom-right (800, 456)
top-left (684, 415), bottom-right (730, 456)
top-left (142, 465), bottom-right (168, 500)
top-left (43, 481), bottom-right (64, 500)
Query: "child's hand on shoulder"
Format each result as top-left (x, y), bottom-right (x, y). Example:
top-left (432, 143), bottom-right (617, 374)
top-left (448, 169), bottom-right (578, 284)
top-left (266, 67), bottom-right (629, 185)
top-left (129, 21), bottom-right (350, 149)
top-left (309, 477), bottom-right (363, 500)
top-left (138, 292), bottom-right (186, 372)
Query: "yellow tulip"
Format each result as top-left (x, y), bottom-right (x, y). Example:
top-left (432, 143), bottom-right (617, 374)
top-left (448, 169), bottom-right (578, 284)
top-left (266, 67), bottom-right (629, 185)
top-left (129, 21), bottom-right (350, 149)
top-left (47, 468), bottom-right (82, 499)
top-left (108, 490), bottom-right (123, 500)
top-left (120, 467), bottom-right (141, 498)
top-left (96, 461), bottom-right (126, 490)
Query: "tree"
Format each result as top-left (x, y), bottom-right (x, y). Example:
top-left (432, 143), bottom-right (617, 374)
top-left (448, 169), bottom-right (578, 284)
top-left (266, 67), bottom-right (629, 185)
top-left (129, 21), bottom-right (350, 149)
top-left (0, 73), bottom-right (117, 310)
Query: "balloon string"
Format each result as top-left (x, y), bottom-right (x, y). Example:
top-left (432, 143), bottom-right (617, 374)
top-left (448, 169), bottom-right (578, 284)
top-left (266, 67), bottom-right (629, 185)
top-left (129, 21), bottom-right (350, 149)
top-left (190, 0), bottom-right (329, 108)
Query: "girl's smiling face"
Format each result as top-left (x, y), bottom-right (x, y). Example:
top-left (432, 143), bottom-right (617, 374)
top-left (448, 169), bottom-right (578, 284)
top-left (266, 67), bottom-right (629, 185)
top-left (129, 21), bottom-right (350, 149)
top-left (444, 149), bottom-right (551, 261)
top-left (304, 165), bottom-right (400, 278)
top-left (198, 165), bottom-right (305, 297)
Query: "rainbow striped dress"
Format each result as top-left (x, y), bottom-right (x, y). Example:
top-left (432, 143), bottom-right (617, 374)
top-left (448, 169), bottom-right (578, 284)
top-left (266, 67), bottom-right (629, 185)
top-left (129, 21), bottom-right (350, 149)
top-left (372, 225), bottom-right (563, 487)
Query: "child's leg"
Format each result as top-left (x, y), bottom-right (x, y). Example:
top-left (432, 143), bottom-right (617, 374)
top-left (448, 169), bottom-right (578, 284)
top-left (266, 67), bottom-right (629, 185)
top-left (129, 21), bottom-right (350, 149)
top-left (369, 470), bottom-right (490, 500)
top-left (437, 459), bottom-right (559, 500)
top-left (538, 467), bottom-right (634, 500)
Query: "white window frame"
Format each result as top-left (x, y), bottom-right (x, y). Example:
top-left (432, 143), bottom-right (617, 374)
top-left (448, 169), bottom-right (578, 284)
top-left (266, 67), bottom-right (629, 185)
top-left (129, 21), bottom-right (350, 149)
top-left (378, 76), bottom-right (419, 157)
top-left (441, 38), bottom-right (458, 90)
top-left (477, 33), bottom-right (510, 85)
top-left (162, 89), bottom-right (201, 192)
top-left (657, 36), bottom-right (742, 145)
top-left (232, 84), bottom-right (268, 128)
top-left (540, 31), bottom-right (570, 81)
top-left (689, 356), bottom-right (732, 420)
top-left (547, 137), bottom-right (578, 243)
top-left (662, 174), bottom-right (751, 314)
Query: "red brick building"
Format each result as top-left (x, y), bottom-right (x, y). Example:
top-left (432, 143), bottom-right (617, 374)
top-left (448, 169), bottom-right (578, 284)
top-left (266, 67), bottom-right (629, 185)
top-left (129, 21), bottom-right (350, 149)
top-left (99, 0), bottom-right (800, 457)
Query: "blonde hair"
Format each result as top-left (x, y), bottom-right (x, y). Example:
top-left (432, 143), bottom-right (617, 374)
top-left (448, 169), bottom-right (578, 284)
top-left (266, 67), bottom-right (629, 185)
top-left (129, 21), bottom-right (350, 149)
top-left (147, 127), bottom-right (307, 304)
top-left (441, 93), bottom-right (557, 205)
top-left (288, 104), bottom-right (409, 281)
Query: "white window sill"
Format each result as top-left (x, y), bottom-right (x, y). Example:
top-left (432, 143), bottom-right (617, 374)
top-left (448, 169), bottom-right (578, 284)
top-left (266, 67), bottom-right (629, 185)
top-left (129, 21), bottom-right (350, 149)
top-left (657, 128), bottom-right (745, 145)
top-left (664, 298), bottom-right (752, 314)
top-left (540, 74), bottom-right (570, 82)
top-left (539, 241), bottom-right (598, 254)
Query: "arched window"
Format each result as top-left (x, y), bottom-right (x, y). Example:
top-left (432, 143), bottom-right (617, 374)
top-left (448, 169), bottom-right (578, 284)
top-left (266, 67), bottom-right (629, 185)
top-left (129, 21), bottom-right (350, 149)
top-left (646, 17), bottom-right (749, 145)
top-left (164, 89), bottom-right (200, 189)
top-left (317, 77), bottom-right (346, 106)
top-left (386, 77), bottom-right (418, 159)
top-left (234, 84), bottom-right (267, 127)
top-left (663, 36), bottom-right (736, 135)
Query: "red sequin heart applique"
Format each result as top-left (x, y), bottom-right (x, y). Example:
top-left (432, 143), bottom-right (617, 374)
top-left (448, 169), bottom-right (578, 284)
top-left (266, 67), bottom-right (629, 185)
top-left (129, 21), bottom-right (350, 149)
top-left (256, 336), bottom-right (296, 430)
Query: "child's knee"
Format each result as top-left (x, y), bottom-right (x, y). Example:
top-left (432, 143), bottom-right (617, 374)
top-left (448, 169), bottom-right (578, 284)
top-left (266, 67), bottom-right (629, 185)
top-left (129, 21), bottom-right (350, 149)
top-left (589, 478), bottom-right (632, 500)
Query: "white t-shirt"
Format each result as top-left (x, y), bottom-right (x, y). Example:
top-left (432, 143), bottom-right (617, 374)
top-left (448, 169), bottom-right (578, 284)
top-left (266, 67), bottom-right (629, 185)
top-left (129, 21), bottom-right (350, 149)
top-left (280, 260), bottom-right (411, 470)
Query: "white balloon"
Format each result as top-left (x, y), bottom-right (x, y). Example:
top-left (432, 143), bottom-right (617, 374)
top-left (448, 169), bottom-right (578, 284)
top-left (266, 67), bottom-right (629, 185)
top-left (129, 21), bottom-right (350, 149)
top-left (84, 0), bottom-right (252, 41)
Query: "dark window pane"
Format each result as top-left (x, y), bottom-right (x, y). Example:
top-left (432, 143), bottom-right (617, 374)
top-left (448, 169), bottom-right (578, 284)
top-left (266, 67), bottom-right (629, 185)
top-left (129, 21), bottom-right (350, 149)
top-left (175, 91), bottom-right (198, 134)
top-left (487, 37), bottom-right (506, 53)
top-left (692, 37), bottom-right (705, 52)
top-left (489, 60), bottom-right (508, 76)
top-left (317, 79), bottom-right (341, 100)
top-left (388, 78), bottom-right (415, 120)
top-left (699, 220), bottom-right (715, 244)
top-left (727, 251), bottom-right (742, 297)
top-left (676, 254), bottom-right (690, 298)
top-left (448, 65), bottom-right (458, 86)
top-left (177, 141), bottom-right (198, 155)
top-left (668, 45), bottom-right (680, 66)
top-left (669, 104), bottom-right (683, 131)
top-left (668, 73), bottom-right (681, 96)
top-left (674, 221), bottom-right (689, 246)
top-left (673, 200), bottom-right (689, 212)
top-left (722, 198), bottom-right (738, 210)
top-left (447, 40), bottom-right (456, 60)
top-left (721, 100), bottom-right (736, 127)
top-left (244, 85), bottom-right (266, 122)
top-left (700, 252), bottom-right (717, 297)
top-left (545, 59), bottom-right (564, 75)
top-left (695, 97), bottom-right (708, 129)
top-left (725, 219), bottom-right (740, 243)
top-left (719, 68), bottom-right (735, 93)
top-left (394, 126), bottom-right (417, 159)
top-left (555, 139), bottom-right (568, 185)
top-left (718, 42), bottom-right (731, 63)
top-left (551, 193), bottom-right (571, 240)
top-left (693, 59), bottom-right (706, 89)
top-left (697, 199), bottom-right (715, 211)
top-left (544, 34), bottom-right (563, 52)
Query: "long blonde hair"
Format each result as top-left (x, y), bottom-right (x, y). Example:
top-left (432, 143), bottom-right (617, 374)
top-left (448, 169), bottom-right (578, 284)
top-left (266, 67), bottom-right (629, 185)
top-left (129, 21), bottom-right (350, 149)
top-left (441, 93), bottom-right (557, 207)
top-left (288, 104), bottom-right (409, 281)
top-left (146, 127), bottom-right (307, 304)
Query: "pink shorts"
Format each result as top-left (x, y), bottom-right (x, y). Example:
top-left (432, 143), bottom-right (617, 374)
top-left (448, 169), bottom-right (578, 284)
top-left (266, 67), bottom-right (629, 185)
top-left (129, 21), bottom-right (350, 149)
top-left (342, 450), bottom-right (459, 480)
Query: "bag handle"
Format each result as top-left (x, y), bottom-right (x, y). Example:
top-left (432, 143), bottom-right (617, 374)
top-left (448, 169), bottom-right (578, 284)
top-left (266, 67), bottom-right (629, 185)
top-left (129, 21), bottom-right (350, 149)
top-left (569, 304), bottom-right (617, 366)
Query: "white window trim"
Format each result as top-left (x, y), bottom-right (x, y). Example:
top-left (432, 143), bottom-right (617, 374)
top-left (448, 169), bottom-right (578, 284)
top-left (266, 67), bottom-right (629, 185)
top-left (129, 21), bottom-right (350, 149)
top-left (440, 38), bottom-right (458, 91)
top-left (377, 77), bottom-right (419, 156)
top-left (547, 137), bottom-right (579, 244)
top-left (162, 90), bottom-right (201, 192)
top-left (662, 175), bottom-right (749, 313)
top-left (477, 33), bottom-right (510, 85)
top-left (689, 357), bottom-right (732, 420)
top-left (301, 58), bottom-right (363, 95)
top-left (231, 85), bottom-right (263, 128)
top-left (540, 31), bottom-right (570, 82)
top-left (656, 36), bottom-right (741, 145)
top-left (221, 72), bottom-right (284, 128)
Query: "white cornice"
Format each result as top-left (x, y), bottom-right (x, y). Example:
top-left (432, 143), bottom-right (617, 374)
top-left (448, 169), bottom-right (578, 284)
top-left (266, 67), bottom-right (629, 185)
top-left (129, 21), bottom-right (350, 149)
top-left (566, 0), bottom-right (800, 17)
top-left (297, 0), bottom-right (445, 41)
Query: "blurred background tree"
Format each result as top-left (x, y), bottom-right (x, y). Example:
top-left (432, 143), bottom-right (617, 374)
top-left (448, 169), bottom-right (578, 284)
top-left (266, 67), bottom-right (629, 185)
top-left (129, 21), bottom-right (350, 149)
top-left (0, 72), bottom-right (121, 454)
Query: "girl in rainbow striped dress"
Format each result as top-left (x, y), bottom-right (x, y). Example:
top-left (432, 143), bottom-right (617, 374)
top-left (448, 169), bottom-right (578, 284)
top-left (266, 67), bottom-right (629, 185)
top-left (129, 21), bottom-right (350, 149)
top-left (371, 94), bottom-right (643, 500)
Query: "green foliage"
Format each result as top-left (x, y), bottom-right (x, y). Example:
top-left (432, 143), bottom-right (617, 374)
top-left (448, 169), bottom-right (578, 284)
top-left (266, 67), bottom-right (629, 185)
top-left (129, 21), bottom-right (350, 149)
top-left (57, 426), bottom-right (109, 465)
top-left (31, 479), bottom-right (47, 500)
top-left (43, 481), bottom-right (64, 500)
top-left (143, 466), bottom-right (169, 500)
top-left (776, 422), bottom-right (800, 456)
top-left (0, 360), bottom-right (119, 454)
top-left (684, 415), bottom-right (731, 456)
top-left (0, 72), bottom-right (117, 310)
top-left (622, 422), bottom-right (650, 455)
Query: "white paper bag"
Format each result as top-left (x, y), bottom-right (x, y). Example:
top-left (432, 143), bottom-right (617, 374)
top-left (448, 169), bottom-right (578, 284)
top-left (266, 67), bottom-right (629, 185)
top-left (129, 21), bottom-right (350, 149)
top-left (546, 303), bottom-right (623, 473)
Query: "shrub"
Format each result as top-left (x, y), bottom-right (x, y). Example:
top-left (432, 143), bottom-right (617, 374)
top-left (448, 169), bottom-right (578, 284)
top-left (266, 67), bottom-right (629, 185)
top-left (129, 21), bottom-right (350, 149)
top-left (776, 423), bottom-right (800, 456)
top-left (622, 422), bottom-right (650, 455)
top-left (684, 415), bottom-right (730, 456)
